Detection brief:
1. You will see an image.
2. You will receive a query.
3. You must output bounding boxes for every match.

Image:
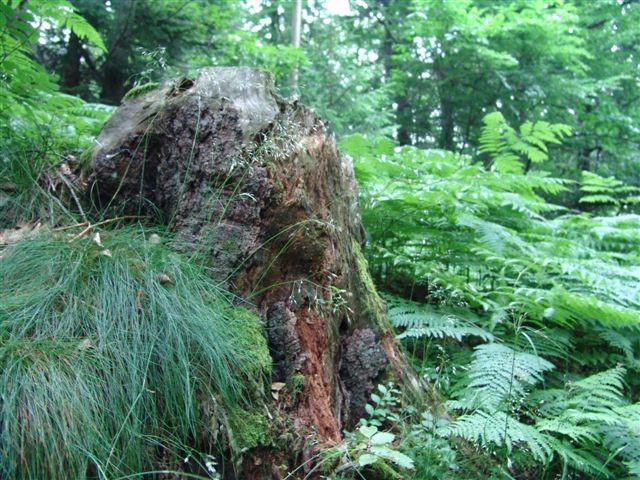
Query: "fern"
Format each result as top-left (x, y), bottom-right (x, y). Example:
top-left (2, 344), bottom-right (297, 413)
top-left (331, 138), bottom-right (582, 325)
top-left (579, 171), bottom-right (639, 210)
top-left (345, 112), bottom-right (640, 477)
top-left (601, 407), bottom-right (640, 477)
top-left (387, 295), bottom-right (494, 342)
top-left (445, 410), bottom-right (553, 462)
top-left (546, 438), bottom-right (612, 477)
top-left (451, 343), bottom-right (554, 411)
top-left (479, 112), bottom-right (570, 173)
top-left (34, 0), bottom-right (106, 52)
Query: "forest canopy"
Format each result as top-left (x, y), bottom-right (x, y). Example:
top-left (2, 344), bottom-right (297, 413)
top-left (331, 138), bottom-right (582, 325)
top-left (1, 0), bottom-right (640, 479)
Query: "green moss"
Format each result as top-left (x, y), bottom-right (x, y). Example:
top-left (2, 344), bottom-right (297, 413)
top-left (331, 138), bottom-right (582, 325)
top-left (228, 308), bottom-right (272, 378)
top-left (123, 82), bottom-right (160, 101)
top-left (352, 239), bottom-right (388, 331)
top-left (228, 407), bottom-right (270, 450)
top-left (287, 373), bottom-right (305, 397)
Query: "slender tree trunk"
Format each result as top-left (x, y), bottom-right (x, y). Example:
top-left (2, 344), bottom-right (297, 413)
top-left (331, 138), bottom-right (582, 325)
top-left (289, 0), bottom-right (302, 92)
top-left (435, 59), bottom-right (455, 151)
top-left (60, 32), bottom-right (82, 92)
top-left (439, 98), bottom-right (455, 151)
top-left (379, 0), bottom-right (410, 145)
top-left (100, 0), bottom-right (136, 104)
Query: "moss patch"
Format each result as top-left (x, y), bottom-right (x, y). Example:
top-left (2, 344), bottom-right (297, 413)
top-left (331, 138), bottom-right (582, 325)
top-left (123, 81), bottom-right (160, 101)
top-left (228, 307), bottom-right (272, 380)
top-left (352, 239), bottom-right (389, 332)
top-left (229, 407), bottom-right (270, 451)
top-left (287, 373), bottom-right (306, 397)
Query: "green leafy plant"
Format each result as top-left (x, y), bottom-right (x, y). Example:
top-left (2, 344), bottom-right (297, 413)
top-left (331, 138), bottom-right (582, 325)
top-left (345, 112), bottom-right (640, 478)
top-left (320, 425), bottom-right (414, 479)
top-left (352, 426), bottom-right (414, 471)
top-left (360, 383), bottom-right (402, 428)
top-left (579, 170), bottom-right (640, 213)
top-left (0, 1), bottom-right (113, 228)
top-left (479, 112), bottom-right (571, 174)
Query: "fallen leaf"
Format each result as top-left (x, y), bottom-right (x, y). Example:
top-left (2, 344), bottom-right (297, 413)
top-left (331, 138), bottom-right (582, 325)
top-left (135, 289), bottom-right (145, 309)
top-left (149, 233), bottom-right (162, 245)
top-left (156, 272), bottom-right (172, 284)
top-left (0, 223), bottom-right (37, 247)
top-left (77, 338), bottom-right (92, 350)
top-left (92, 232), bottom-right (104, 247)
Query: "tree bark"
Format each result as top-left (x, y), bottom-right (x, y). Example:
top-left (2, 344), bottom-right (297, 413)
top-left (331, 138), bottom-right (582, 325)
top-left (60, 32), bottom-right (82, 92)
top-left (100, 0), bottom-right (136, 104)
top-left (289, 0), bottom-right (302, 92)
top-left (87, 67), bottom-right (419, 477)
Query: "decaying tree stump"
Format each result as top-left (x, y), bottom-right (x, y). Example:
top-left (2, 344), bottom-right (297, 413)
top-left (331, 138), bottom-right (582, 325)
top-left (88, 67), bottom-right (418, 476)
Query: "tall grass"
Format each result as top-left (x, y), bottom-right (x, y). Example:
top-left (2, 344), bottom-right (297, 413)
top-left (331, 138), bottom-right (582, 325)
top-left (0, 151), bottom-right (71, 229)
top-left (0, 227), bottom-right (271, 479)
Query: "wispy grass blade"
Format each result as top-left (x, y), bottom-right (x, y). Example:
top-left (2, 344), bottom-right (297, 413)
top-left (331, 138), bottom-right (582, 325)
top-left (0, 226), bottom-right (271, 479)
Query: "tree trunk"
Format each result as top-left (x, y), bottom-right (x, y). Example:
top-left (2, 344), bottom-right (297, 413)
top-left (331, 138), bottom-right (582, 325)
top-left (435, 59), bottom-right (455, 151)
top-left (87, 67), bottom-right (419, 477)
top-left (60, 32), bottom-right (82, 92)
top-left (289, 0), bottom-right (302, 92)
top-left (100, 0), bottom-right (136, 104)
top-left (379, 0), bottom-right (411, 145)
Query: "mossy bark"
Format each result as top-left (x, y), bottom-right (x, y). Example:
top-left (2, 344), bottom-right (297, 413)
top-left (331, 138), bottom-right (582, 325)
top-left (87, 67), bottom-right (419, 478)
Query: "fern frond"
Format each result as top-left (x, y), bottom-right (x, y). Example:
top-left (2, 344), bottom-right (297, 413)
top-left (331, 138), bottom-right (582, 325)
top-left (547, 438), bottom-right (612, 477)
top-left (568, 367), bottom-right (626, 409)
top-left (596, 327), bottom-right (636, 360)
top-left (36, 0), bottom-right (106, 51)
top-left (457, 343), bottom-right (554, 411)
top-left (446, 410), bottom-right (553, 462)
top-left (387, 295), bottom-right (494, 342)
top-left (535, 418), bottom-right (599, 443)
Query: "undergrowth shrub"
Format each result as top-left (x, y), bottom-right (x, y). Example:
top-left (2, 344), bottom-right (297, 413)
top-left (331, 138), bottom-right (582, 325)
top-left (0, 227), bottom-right (271, 479)
top-left (0, 1), bottom-right (113, 228)
top-left (341, 113), bottom-right (640, 479)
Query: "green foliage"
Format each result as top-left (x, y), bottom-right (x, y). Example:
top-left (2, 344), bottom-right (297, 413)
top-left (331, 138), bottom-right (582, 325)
top-left (451, 343), bottom-right (554, 411)
top-left (360, 382), bottom-right (402, 428)
top-left (479, 112), bottom-right (571, 173)
top-left (345, 0), bottom-right (640, 186)
top-left (0, 0), bottom-right (108, 126)
top-left (37, 0), bottom-right (106, 51)
top-left (320, 424), bottom-right (414, 479)
top-left (0, 227), bottom-right (270, 479)
top-left (2, 0), bottom-right (640, 477)
top-left (0, 1), bottom-right (113, 230)
top-left (447, 411), bottom-right (554, 463)
top-left (348, 112), bottom-right (640, 478)
top-left (355, 425), bottom-right (414, 471)
top-left (579, 170), bottom-right (640, 212)
top-left (388, 295), bottom-right (494, 343)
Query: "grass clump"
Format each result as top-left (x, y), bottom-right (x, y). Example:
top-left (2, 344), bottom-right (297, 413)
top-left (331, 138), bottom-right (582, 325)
top-left (0, 226), bottom-right (271, 479)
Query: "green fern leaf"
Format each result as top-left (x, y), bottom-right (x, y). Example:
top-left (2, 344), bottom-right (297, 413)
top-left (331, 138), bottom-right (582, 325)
top-left (456, 343), bottom-right (554, 411)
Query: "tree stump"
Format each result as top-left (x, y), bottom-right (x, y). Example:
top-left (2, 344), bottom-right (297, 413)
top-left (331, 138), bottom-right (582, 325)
top-left (88, 67), bottom-right (418, 476)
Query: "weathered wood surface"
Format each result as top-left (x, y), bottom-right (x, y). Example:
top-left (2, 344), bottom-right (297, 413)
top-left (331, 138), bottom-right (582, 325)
top-left (89, 67), bottom-right (418, 477)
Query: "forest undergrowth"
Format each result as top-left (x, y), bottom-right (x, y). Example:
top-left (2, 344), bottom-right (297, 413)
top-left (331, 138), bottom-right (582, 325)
top-left (2, 1), bottom-right (640, 478)
top-left (333, 114), bottom-right (640, 479)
